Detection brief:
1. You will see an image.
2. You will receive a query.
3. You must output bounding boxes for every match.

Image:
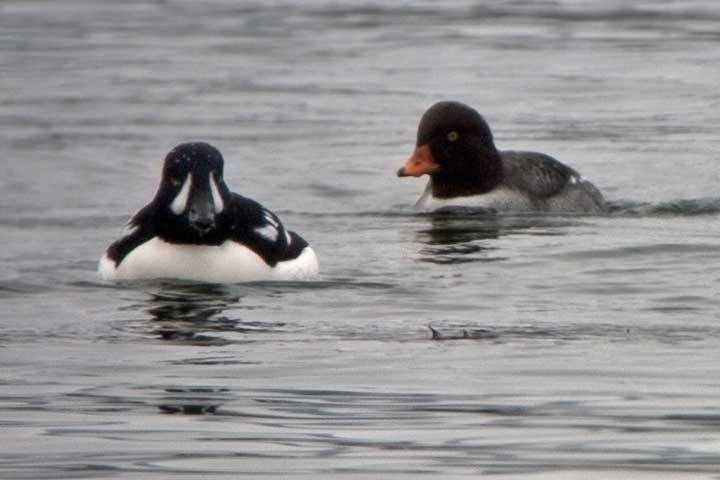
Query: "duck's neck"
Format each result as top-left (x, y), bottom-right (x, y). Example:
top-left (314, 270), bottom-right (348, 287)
top-left (430, 151), bottom-right (503, 199)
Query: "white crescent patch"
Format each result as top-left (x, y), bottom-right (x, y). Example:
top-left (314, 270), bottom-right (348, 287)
top-left (210, 175), bottom-right (224, 213)
top-left (170, 174), bottom-right (192, 215)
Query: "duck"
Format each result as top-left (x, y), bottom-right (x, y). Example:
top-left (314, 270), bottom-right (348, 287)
top-left (397, 101), bottom-right (607, 213)
top-left (98, 142), bottom-right (319, 283)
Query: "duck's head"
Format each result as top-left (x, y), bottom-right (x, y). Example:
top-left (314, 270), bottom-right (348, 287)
top-left (154, 142), bottom-right (231, 238)
top-left (397, 102), bottom-right (501, 193)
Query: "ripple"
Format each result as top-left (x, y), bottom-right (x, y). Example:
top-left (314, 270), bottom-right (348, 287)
top-left (428, 322), bottom-right (720, 344)
top-left (0, 280), bottom-right (49, 297)
top-left (610, 197), bottom-right (720, 216)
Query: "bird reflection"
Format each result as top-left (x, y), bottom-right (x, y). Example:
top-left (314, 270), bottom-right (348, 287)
top-left (135, 282), bottom-right (283, 345)
top-left (415, 210), bottom-right (504, 264)
top-left (157, 386), bottom-right (231, 416)
top-left (144, 282), bottom-right (241, 345)
top-left (133, 284), bottom-right (261, 415)
top-left (415, 209), bottom-right (574, 264)
top-left (147, 283), bottom-right (236, 320)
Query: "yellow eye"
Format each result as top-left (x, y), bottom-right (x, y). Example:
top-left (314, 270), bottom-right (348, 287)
top-left (447, 131), bottom-right (459, 142)
top-left (170, 177), bottom-right (182, 187)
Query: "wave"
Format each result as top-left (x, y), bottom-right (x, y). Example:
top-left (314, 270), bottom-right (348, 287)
top-left (608, 197), bottom-right (720, 216)
top-left (288, 197), bottom-right (720, 219)
top-left (428, 321), bottom-right (718, 344)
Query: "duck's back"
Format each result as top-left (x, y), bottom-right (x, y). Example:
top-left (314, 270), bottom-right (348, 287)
top-left (501, 151), bottom-right (606, 213)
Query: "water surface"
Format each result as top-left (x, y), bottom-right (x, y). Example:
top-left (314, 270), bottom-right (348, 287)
top-left (2, 1), bottom-right (720, 478)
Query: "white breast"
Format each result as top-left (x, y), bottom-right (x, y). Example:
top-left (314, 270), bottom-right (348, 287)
top-left (417, 182), bottom-right (533, 212)
top-left (98, 238), bottom-right (319, 283)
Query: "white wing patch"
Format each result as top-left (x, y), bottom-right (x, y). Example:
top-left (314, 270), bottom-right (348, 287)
top-left (257, 210), bottom-right (283, 243)
top-left (122, 222), bottom-right (138, 236)
top-left (284, 230), bottom-right (292, 245)
top-left (170, 174), bottom-right (192, 215)
top-left (254, 224), bottom-right (279, 242)
top-left (210, 175), bottom-right (224, 213)
top-left (263, 211), bottom-right (279, 227)
top-left (569, 175), bottom-right (585, 186)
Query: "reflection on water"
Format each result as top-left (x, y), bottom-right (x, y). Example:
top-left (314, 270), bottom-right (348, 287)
top-left (145, 283), bottom-right (243, 346)
top-left (26, 381), bottom-right (720, 477)
top-left (415, 210), bottom-right (578, 264)
top-left (158, 387), bottom-right (230, 415)
top-left (416, 215), bottom-right (502, 264)
top-left (146, 283), bottom-right (240, 321)
top-left (125, 283), bottom-right (286, 345)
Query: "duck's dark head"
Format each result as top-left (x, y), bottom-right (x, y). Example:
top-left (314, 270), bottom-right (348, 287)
top-left (153, 142), bottom-right (231, 241)
top-left (397, 101), bottom-right (502, 197)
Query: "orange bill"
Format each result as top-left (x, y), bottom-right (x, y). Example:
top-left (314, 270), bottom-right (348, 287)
top-left (396, 144), bottom-right (438, 177)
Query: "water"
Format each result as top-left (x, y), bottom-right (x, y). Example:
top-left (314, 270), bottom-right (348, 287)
top-left (2, 0), bottom-right (720, 478)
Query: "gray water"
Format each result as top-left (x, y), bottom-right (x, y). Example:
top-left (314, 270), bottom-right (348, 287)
top-left (2, 1), bottom-right (720, 478)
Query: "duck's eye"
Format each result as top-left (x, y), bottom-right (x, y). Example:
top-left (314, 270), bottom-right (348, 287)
top-left (447, 131), bottom-right (459, 142)
top-left (170, 177), bottom-right (182, 188)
